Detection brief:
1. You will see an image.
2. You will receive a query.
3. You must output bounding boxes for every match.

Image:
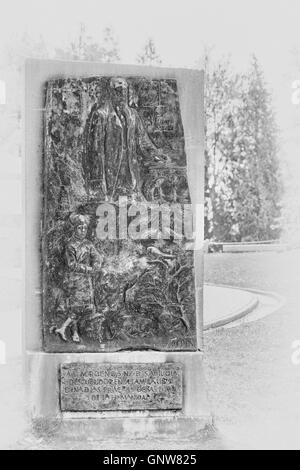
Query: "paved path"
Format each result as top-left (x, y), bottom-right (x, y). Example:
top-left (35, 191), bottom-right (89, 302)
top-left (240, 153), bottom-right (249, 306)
top-left (204, 249), bottom-right (300, 450)
top-left (0, 269), bottom-right (266, 357)
top-left (204, 284), bottom-right (259, 329)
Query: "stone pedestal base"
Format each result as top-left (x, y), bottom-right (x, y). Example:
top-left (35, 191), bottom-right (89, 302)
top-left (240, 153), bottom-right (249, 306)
top-left (26, 350), bottom-right (212, 440)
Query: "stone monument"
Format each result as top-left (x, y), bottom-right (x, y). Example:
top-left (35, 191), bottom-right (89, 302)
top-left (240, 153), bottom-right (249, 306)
top-left (25, 59), bottom-right (211, 439)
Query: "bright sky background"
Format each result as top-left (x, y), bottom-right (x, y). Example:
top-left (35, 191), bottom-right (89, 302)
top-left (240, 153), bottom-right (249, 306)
top-left (0, 1), bottom-right (299, 119)
top-left (0, 0), bottom-right (300, 188)
top-left (0, 0), bottom-right (299, 77)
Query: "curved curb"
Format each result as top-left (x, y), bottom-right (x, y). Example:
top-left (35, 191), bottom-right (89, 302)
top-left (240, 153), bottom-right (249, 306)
top-left (203, 283), bottom-right (285, 330)
top-left (208, 241), bottom-right (289, 254)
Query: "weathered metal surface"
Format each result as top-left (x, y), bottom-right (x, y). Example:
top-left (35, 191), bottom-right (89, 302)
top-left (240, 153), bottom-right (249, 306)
top-left (43, 76), bottom-right (197, 352)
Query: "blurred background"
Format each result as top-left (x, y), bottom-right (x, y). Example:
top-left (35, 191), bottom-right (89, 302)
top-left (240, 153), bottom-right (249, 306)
top-left (0, 0), bottom-right (300, 449)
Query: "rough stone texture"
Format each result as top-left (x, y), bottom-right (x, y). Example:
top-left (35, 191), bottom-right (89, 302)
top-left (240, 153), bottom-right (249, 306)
top-left (60, 362), bottom-right (183, 411)
top-left (26, 350), bottom-right (210, 425)
top-left (42, 75), bottom-right (197, 353)
top-left (25, 60), bottom-right (208, 435)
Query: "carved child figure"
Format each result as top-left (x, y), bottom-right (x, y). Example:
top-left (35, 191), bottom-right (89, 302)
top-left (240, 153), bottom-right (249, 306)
top-left (55, 213), bottom-right (103, 343)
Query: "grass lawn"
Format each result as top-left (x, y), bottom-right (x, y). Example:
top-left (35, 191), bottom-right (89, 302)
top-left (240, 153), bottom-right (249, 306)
top-left (1, 250), bottom-right (300, 449)
top-left (204, 249), bottom-right (300, 449)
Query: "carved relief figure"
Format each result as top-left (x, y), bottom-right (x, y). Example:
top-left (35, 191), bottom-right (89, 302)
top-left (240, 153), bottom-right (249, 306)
top-left (84, 77), bottom-right (167, 201)
top-left (54, 214), bottom-right (103, 343)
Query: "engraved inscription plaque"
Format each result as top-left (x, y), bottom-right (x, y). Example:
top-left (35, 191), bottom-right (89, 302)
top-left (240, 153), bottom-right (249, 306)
top-left (60, 363), bottom-right (183, 411)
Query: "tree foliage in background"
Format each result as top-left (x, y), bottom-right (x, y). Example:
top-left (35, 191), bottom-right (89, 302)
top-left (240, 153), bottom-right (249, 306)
top-left (205, 57), bottom-right (241, 241)
top-left (0, 25), bottom-right (120, 167)
top-left (278, 48), bottom-right (300, 244)
top-left (136, 38), bottom-right (162, 66)
top-left (0, 29), bottom-right (282, 242)
top-left (205, 55), bottom-right (282, 241)
top-left (55, 24), bottom-right (120, 63)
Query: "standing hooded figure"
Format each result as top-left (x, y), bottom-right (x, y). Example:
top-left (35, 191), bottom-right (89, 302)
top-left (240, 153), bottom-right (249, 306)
top-left (84, 77), bottom-right (167, 201)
